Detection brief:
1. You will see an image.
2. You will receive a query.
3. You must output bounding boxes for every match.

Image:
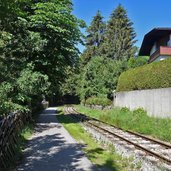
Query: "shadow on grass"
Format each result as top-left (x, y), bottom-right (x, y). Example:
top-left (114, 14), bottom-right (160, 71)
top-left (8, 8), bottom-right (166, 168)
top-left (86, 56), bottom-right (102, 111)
top-left (57, 114), bottom-right (79, 124)
top-left (86, 148), bottom-right (118, 171)
top-left (57, 112), bottom-right (119, 171)
top-left (103, 159), bottom-right (118, 171)
top-left (86, 147), bottom-right (104, 158)
top-left (18, 133), bottom-right (99, 171)
top-left (56, 109), bottom-right (92, 124)
top-left (17, 109), bottom-right (99, 171)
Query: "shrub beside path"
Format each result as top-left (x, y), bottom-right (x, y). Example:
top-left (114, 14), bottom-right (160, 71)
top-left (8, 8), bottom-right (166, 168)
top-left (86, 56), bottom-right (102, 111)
top-left (17, 107), bottom-right (96, 171)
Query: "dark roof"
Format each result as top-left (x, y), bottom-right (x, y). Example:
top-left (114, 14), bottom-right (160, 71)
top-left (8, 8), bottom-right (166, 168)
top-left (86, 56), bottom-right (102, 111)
top-left (139, 28), bottom-right (171, 56)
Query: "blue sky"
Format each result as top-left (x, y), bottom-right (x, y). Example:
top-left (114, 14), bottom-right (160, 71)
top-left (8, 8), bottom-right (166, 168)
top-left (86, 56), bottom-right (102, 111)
top-left (72, 0), bottom-right (171, 52)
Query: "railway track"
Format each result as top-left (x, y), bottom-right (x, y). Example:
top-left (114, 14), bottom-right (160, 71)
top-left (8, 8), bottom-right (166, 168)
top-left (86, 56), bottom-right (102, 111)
top-left (64, 107), bottom-right (171, 167)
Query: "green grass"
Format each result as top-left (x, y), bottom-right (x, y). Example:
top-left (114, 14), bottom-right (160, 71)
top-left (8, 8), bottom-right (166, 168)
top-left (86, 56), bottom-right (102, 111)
top-left (8, 122), bottom-right (34, 171)
top-left (57, 107), bottom-right (140, 171)
top-left (74, 105), bottom-right (171, 143)
top-left (21, 124), bottom-right (34, 141)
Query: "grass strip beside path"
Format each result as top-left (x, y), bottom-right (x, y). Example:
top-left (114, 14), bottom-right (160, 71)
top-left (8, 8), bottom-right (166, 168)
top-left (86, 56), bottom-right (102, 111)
top-left (9, 123), bottom-right (34, 171)
top-left (57, 107), bottom-right (140, 171)
top-left (74, 105), bottom-right (171, 143)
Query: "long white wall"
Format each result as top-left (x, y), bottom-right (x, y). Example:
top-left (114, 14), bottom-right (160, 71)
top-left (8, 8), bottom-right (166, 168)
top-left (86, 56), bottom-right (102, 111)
top-left (114, 87), bottom-right (171, 118)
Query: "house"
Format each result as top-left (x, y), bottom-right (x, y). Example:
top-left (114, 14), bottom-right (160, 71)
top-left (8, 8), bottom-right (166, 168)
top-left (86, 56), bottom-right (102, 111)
top-left (139, 28), bottom-right (171, 63)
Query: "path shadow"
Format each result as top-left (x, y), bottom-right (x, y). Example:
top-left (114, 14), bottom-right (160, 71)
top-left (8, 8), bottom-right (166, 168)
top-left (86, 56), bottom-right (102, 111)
top-left (17, 107), bottom-right (118, 171)
top-left (17, 133), bottom-right (100, 171)
top-left (17, 108), bottom-right (98, 171)
top-left (57, 114), bottom-right (80, 124)
top-left (56, 110), bottom-right (91, 125)
top-left (37, 108), bottom-right (58, 124)
top-left (56, 110), bottom-right (119, 171)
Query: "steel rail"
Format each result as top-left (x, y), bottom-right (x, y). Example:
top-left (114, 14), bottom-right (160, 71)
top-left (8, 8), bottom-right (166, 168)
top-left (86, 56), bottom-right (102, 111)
top-left (65, 107), bottom-right (171, 165)
top-left (85, 121), bottom-right (171, 165)
top-left (71, 107), bottom-right (171, 149)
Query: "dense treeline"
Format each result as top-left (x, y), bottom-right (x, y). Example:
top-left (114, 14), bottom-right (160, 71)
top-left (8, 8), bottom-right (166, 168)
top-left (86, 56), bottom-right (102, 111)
top-left (0, 1), bottom-right (148, 114)
top-left (63, 4), bottom-right (148, 103)
top-left (0, 0), bottom-right (83, 115)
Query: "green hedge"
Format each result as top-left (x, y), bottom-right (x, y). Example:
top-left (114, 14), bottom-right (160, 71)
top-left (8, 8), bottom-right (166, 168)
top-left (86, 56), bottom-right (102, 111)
top-left (117, 58), bottom-right (171, 92)
top-left (85, 96), bottom-right (112, 107)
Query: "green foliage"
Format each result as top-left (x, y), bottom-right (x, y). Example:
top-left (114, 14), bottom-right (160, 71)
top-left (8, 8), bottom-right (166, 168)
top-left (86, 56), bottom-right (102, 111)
top-left (61, 66), bottom-right (79, 96)
top-left (16, 64), bottom-right (50, 108)
top-left (117, 58), bottom-right (171, 91)
top-left (27, 0), bottom-right (84, 95)
top-left (0, 82), bottom-right (17, 115)
top-left (75, 105), bottom-right (171, 142)
top-left (120, 107), bottom-right (129, 113)
top-left (77, 56), bottom-right (127, 100)
top-left (81, 10), bottom-right (106, 66)
top-left (75, 4), bottom-right (137, 102)
top-left (101, 4), bottom-right (136, 60)
top-left (0, 64), bottom-right (50, 116)
top-left (0, 0), bottom-right (83, 114)
top-left (128, 56), bottom-right (149, 69)
top-left (86, 10), bottom-right (105, 47)
top-left (85, 96), bottom-right (112, 107)
top-left (0, 82), bottom-right (28, 115)
top-left (57, 107), bottom-right (137, 170)
top-left (0, 31), bottom-right (12, 48)
top-left (17, 65), bottom-right (50, 97)
top-left (133, 108), bottom-right (147, 115)
top-left (80, 5), bottom-right (136, 64)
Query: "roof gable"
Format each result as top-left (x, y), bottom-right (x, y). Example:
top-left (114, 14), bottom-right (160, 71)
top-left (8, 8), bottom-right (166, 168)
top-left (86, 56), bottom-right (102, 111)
top-left (139, 28), bottom-right (171, 56)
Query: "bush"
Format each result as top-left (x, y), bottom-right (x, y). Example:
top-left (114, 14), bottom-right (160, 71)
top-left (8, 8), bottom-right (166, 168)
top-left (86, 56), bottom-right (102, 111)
top-left (133, 108), bottom-right (147, 115)
top-left (0, 64), bottom-right (50, 116)
top-left (77, 56), bottom-right (127, 101)
top-left (117, 58), bottom-right (171, 91)
top-left (128, 56), bottom-right (149, 69)
top-left (121, 107), bottom-right (129, 113)
top-left (85, 96), bottom-right (112, 107)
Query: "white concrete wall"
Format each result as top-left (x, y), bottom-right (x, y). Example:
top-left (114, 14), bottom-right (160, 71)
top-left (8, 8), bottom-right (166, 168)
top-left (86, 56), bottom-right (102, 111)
top-left (114, 87), bottom-right (171, 118)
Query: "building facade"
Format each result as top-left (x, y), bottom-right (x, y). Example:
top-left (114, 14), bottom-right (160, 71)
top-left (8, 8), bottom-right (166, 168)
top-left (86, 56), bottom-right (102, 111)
top-left (139, 28), bottom-right (171, 63)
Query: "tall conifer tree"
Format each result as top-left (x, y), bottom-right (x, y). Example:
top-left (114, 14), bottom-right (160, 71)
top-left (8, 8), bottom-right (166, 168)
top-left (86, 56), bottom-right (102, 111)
top-left (81, 10), bottom-right (105, 65)
top-left (103, 4), bottom-right (136, 60)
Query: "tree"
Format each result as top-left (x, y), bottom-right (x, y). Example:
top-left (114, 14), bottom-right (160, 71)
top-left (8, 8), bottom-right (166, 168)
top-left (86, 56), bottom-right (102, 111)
top-left (0, 0), bottom-right (84, 113)
top-left (0, 64), bottom-right (50, 116)
top-left (76, 5), bottom-right (136, 101)
top-left (27, 0), bottom-right (84, 97)
top-left (102, 4), bottom-right (136, 60)
top-left (81, 10), bottom-right (106, 65)
top-left (86, 10), bottom-right (106, 48)
top-left (61, 66), bottom-right (79, 96)
top-left (16, 64), bottom-right (50, 112)
top-left (128, 56), bottom-right (149, 69)
top-left (0, 0), bottom-right (84, 99)
top-left (77, 56), bottom-right (127, 101)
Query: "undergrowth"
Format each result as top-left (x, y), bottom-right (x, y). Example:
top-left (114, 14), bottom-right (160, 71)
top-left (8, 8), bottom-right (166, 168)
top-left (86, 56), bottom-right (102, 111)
top-left (74, 105), bottom-right (171, 143)
top-left (57, 107), bottom-right (140, 171)
top-left (8, 122), bottom-right (34, 171)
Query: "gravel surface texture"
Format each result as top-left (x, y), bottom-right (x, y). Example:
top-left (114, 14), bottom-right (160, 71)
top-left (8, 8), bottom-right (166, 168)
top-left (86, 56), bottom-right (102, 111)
top-left (17, 107), bottom-right (96, 171)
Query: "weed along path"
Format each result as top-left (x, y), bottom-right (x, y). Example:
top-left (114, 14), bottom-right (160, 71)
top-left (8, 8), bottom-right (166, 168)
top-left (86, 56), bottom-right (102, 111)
top-left (17, 107), bottom-right (96, 171)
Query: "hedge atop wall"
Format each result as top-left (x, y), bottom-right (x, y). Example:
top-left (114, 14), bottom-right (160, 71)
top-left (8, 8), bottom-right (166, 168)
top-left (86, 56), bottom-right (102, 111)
top-left (117, 58), bottom-right (171, 92)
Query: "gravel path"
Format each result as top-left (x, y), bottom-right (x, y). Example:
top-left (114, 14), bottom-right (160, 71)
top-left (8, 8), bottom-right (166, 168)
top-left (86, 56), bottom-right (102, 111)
top-left (17, 107), bottom-right (96, 171)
